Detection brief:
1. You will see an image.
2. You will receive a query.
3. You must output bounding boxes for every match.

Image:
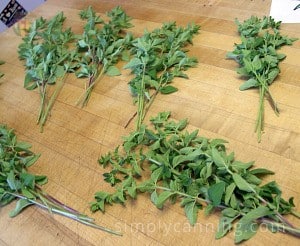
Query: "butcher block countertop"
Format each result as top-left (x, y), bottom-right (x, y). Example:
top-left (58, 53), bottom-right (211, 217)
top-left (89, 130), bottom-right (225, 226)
top-left (0, 0), bottom-right (299, 245)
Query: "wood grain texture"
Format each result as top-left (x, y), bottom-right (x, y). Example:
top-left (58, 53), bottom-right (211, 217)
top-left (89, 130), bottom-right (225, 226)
top-left (0, 0), bottom-right (299, 245)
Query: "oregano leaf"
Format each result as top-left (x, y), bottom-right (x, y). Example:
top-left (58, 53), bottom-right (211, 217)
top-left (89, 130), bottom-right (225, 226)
top-left (225, 183), bottom-right (236, 205)
top-left (211, 148), bottom-right (227, 169)
top-left (208, 181), bottom-right (226, 206)
top-left (9, 199), bottom-right (33, 217)
top-left (159, 85), bottom-right (178, 94)
top-left (232, 173), bottom-right (255, 192)
top-left (155, 191), bottom-right (173, 209)
top-left (184, 201), bottom-right (199, 225)
top-left (106, 66), bottom-right (121, 76)
top-left (124, 58), bottom-right (142, 69)
top-left (235, 206), bottom-right (272, 243)
top-left (216, 216), bottom-right (236, 239)
top-left (239, 78), bottom-right (259, 90)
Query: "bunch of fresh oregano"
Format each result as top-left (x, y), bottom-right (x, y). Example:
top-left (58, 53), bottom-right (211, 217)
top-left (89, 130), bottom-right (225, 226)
top-left (124, 22), bottom-right (199, 130)
top-left (75, 6), bottom-right (133, 107)
top-left (0, 124), bottom-right (121, 235)
top-left (227, 16), bottom-right (297, 142)
top-left (18, 12), bottom-right (77, 131)
top-left (91, 112), bottom-right (300, 243)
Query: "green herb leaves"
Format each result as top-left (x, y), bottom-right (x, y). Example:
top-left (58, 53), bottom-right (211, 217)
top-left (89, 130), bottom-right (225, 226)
top-left (208, 181), bottom-right (226, 206)
top-left (124, 22), bottom-right (199, 130)
top-left (92, 112), bottom-right (300, 243)
top-left (0, 125), bottom-right (46, 209)
top-left (227, 16), bottom-right (297, 142)
top-left (0, 125), bottom-right (45, 209)
top-left (17, 6), bottom-right (133, 129)
top-left (75, 6), bottom-right (133, 107)
top-left (18, 8), bottom-right (198, 133)
top-left (18, 13), bottom-right (75, 131)
top-left (235, 206), bottom-right (272, 243)
top-left (0, 125), bottom-right (121, 235)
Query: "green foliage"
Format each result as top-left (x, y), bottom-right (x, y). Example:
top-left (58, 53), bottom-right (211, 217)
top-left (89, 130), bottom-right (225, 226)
top-left (18, 13), bottom-right (75, 131)
top-left (75, 6), bottom-right (133, 107)
top-left (124, 22), bottom-right (200, 130)
top-left (0, 125), bottom-right (120, 235)
top-left (0, 125), bottom-right (46, 210)
top-left (227, 16), bottom-right (297, 142)
top-left (92, 112), bottom-right (300, 243)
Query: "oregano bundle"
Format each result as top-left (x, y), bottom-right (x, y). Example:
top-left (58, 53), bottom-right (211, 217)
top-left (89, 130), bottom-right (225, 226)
top-left (75, 6), bottom-right (133, 107)
top-left (227, 16), bottom-right (297, 142)
top-left (91, 112), bottom-right (300, 243)
top-left (18, 13), bottom-right (76, 131)
top-left (124, 22), bottom-right (199, 130)
top-left (0, 125), bottom-right (120, 235)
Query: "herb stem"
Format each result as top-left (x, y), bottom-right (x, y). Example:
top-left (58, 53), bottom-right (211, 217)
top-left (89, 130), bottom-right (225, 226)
top-left (5, 191), bottom-right (122, 236)
top-left (275, 213), bottom-right (297, 228)
top-left (124, 111), bottom-right (137, 128)
top-left (252, 190), bottom-right (296, 229)
top-left (37, 188), bottom-right (81, 215)
top-left (259, 218), bottom-right (300, 237)
top-left (40, 72), bottom-right (68, 130)
top-left (292, 210), bottom-right (300, 219)
top-left (77, 65), bottom-right (105, 107)
top-left (255, 85), bottom-right (265, 142)
top-left (37, 82), bottom-right (47, 126)
top-left (142, 67), bottom-right (168, 122)
top-left (136, 63), bottom-right (147, 131)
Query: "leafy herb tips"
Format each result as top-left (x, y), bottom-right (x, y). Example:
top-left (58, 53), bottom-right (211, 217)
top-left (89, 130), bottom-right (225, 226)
top-left (91, 112), bottom-right (300, 243)
top-left (227, 16), bottom-right (297, 142)
top-left (75, 6), bottom-right (133, 107)
top-left (18, 13), bottom-right (75, 131)
top-left (124, 22), bottom-right (199, 130)
top-left (0, 124), bottom-right (121, 235)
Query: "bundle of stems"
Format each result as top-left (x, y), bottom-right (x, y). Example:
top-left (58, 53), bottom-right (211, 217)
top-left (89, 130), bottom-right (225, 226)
top-left (18, 13), bottom-right (76, 131)
top-left (0, 124), bottom-right (121, 235)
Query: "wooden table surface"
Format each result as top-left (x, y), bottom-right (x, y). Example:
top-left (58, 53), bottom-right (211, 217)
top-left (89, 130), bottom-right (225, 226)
top-left (0, 0), bottom-right (299, 245)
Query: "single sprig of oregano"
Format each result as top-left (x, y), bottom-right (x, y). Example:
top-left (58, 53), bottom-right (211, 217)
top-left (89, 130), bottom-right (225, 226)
top-left (75, 6), bottom-right (133, 107)
top-left (227, 16), bottom-right (297, 142)
top-left (124, 22), bottom-right (199, 130)
top-left (0, 124), bottom-right (121, 235)
top-left (91, 111), bottom-right (300, 243)
top-left (18, 13), bottom-right (77, 131)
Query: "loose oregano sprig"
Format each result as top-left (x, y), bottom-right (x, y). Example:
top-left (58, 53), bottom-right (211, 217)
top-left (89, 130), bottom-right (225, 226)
top-left (124, 22), bottom-right (199, 130)
top-left (227, 16), bottom-right (297, 142)
top-left (18, 13), bottom-right (77, 132)
top-left (91, 112), bottom-right (300, 243)
top-left (75, 6), bottom-right (133, 107)
top-left (0, 125), bottom-right (121, 236)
